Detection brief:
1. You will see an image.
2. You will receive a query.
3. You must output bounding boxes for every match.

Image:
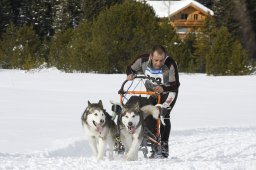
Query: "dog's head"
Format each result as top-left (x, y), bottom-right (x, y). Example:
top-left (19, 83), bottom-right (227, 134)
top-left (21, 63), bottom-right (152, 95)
top-left (82, 100), bottom-right (106, 133)
top-left (120, 102), bottom-right (142, 134)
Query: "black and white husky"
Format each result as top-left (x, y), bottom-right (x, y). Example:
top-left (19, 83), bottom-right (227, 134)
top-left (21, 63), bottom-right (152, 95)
top-left (118, 103), bottom-right (159, 161)
top-left (81, 100), bottom-right (117, 160)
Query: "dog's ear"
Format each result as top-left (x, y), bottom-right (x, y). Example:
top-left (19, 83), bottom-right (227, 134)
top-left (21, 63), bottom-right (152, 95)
top-left (98, 100), bottom-right (103, 108)
top-left (134, 101), bottom-right (140, 111)
top-left (121, 105), bottom-right (127, 113)
top-left (88, 100), bottom-right (91, 106)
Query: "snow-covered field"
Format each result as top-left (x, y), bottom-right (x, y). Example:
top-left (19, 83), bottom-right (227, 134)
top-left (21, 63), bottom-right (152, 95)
top-left (0, 68), bottom-right (256, 170)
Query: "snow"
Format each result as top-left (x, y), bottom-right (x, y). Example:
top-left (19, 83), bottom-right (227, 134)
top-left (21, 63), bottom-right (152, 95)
top-left (146, 0), bottom-right (214, 18)
top-left (0, 68), bottom-right (256, 169)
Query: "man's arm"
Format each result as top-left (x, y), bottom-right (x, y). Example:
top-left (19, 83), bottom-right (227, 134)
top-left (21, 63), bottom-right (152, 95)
top-left (126, 54), bottom-right (149, 80)
top-left (126, 58), bottom-right (141, 75)
top-left (161, 57), bottom-right (180, 92)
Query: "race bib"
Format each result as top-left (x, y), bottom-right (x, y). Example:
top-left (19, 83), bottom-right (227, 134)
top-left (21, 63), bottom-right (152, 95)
top-left (144, 67), bottom-right (164, 84)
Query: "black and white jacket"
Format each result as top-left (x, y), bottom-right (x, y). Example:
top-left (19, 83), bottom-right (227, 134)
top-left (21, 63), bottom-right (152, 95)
top-left (126, 53), bottom-right (180, 93)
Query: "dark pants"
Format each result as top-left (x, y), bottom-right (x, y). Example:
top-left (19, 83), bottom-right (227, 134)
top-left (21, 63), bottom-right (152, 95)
top-left (145, 91), bottom-right (178, 142)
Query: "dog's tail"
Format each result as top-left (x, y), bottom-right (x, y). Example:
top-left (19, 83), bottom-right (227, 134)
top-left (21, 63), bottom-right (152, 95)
top-left (141, 105), bottom-right (159, 119)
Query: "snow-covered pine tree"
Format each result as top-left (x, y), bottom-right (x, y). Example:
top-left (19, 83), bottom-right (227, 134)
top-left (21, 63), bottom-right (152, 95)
top-left (30, 0), bottom-right (54, 38)
top-left (66, 0), bottom-right (82, 28)
top-left (52, 0), bottom-right (70, 33)
top-left (0, 0), bottom-right (12, 35)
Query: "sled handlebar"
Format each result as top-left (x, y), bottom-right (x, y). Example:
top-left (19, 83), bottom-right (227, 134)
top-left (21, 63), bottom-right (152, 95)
top-left (118, 75), bottom-right (161, 95)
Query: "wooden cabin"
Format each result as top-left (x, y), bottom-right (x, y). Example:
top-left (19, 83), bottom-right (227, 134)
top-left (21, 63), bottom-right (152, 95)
top-left (146, 0), bottom-right (214, 39)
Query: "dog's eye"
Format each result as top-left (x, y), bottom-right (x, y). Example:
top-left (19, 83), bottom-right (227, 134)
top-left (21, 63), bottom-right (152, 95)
top-left (125, 116), bottom-right (128, 118)
top-left (132, 115), bottom-right (135, 118)
top-left (94, 113), bottom-right (98, 116)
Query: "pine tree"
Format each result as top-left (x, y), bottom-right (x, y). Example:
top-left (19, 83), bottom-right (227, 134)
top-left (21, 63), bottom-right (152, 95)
top-left (68, 21), bottom-right (93, 72)
top-left (245, 0), bottom-right (256, 59)
top-left (91, 1), bottom-right (161, 73)
top-left (156, 19), bottom-right (178, 57)
top-left (206, 26), bottom-right (233, 75)
top-left (48, 28), bottom-right (74, 71)
top-left (66, 0), bottom-right (82, 28)
top-left (0, 0), bottom-right (12, 36)
top-left (246, 0), bottom-right (256, 35)
top-left (196, 0), bottom-right (214, 8)
top-left (212, 0), bottom-right (240, 37)
top-left (52, 0), bottom-right (70, 33)
top-left (170, 34), bottom-right (197, 72)
top-left (184, 34), bottom-right (199, 72)
top-left (227, 40), bottom-right (249, 75)
top-left (30, 0), bottom-right (54, 38)
top-left (17, 0), bottom-right (31, 26)
top-left (0, 24), bottom-right (43, 69)
top-left (194, 16), bottom-right (218, 72)
top-left (80, 0), bottom-right (123, 21)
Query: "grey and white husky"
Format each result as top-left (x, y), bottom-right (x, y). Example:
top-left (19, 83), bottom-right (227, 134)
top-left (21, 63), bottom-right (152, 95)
top-left (118, 103), bottom-right (159, 161)
top-left (81, 100), bottom-right (117, 160)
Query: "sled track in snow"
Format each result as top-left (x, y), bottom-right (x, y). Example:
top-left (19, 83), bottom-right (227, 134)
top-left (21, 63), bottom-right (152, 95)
top-left (1, 127), bottom-right (256, 170)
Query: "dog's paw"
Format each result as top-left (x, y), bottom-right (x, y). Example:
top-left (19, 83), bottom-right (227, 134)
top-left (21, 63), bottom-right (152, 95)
top-left (125, 154), bottom-right (137, 161)
top-left (109, 155), bottom-right (114, 161)
top-left (97, 156), bottom-right (104, 161)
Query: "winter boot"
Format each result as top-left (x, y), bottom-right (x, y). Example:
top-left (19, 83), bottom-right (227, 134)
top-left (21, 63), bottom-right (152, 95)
top-left (161, 141), bottom-right (169, 158)
top-left (149, 144), bottom-right (163, 159)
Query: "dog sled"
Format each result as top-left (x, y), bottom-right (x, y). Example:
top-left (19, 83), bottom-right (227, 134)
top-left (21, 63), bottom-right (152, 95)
top-left (112, 75), bottom-right (166, 158)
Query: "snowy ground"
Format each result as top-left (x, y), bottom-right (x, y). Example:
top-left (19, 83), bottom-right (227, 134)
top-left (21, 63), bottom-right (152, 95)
top-left (0, 68), bottom-right (256, 169)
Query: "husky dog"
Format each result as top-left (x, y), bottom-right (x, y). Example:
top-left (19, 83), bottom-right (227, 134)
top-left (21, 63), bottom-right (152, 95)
top-left (81, 100), bottom-right (117, 160)
top-left (118, 103), bottom-right (159, 161)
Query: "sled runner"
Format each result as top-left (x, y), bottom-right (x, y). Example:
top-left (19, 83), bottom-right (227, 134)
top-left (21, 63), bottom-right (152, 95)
top-left (112, 75), bottom-right (165, 158)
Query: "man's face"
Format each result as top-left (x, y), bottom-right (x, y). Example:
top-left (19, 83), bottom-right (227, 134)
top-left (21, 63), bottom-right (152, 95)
top-left (151, 51), bottom-right (165, 69)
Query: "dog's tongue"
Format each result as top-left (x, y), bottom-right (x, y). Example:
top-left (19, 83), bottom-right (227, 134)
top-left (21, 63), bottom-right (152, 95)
top-left (129, 127), bottom-right (136, 134)
top-left (96, 124), bottom-right (103, 133)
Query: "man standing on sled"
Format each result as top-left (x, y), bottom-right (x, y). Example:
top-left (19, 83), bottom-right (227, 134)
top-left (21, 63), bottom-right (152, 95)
top-left (126, 45), bottom-right (180, 158)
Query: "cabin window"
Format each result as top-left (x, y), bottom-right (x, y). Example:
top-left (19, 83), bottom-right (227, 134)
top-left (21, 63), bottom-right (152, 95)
top-left (177, 27), bottom-right (188, 33)
top-left (181, 13), bottom-right (188, 20)
top-left (194, 14), bottom-right (198, 20)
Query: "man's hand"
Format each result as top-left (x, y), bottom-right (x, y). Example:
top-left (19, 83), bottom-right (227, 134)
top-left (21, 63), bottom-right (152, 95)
top-left (127, 74), bottom-right (135, 81)
top-left (154, 86), bottom-right (164, 93)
